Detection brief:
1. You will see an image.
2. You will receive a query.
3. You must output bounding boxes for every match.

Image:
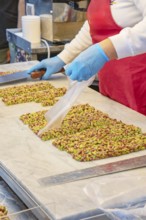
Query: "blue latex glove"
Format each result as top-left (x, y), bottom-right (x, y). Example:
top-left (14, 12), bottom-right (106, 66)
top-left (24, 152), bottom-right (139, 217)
top-left (65, 44), bottom-right (109, 81)
top-left (26, 56), bottom-right (65, 80)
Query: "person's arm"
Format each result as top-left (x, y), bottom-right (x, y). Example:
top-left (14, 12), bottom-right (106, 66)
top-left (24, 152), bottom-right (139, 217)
top-left (58, 20), bottom-right (92, 64)
top-left (109, 0), bottom-right (146, 59)
top-left (17, 0), bottom-right (25, 28)
top-left (99, 39), bottom-right (117, 60)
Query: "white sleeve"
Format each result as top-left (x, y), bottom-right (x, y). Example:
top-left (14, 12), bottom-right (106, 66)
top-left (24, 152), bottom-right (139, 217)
top-left (109, 0), bottom-right (146, 59)
top-left (58, 20), bottom-right (92, 64)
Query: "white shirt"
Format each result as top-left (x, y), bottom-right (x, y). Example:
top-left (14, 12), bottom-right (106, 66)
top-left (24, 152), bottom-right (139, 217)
top-left (58, 0), bottom-right (146, 63)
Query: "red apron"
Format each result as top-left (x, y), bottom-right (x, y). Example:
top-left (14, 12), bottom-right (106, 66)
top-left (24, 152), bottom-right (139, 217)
top-left (87, 0), bottom-right (146, 115)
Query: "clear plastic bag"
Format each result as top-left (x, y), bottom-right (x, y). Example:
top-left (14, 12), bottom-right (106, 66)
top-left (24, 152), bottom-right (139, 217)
top-left (84, 175), bottom-right (146, 220)
top-left (38, 76), bottom-right (95, 135)
top-left (104, 204), bottom-right (146, 220)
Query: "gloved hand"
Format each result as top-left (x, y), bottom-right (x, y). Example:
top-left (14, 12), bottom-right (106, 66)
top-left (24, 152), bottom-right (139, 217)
top-left (65, 44), bottom-right (109, 81)
top-left (26, 56), bottom-right (65, 80)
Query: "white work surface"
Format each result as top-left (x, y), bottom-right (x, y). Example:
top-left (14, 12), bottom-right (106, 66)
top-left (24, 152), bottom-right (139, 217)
top-left (0, 61), bottom-right (146, 220)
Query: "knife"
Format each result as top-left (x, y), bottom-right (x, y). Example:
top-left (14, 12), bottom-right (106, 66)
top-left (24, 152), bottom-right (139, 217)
top-left (0, 69), bottom-right (46, 85)
top-left (0, 68), bottom-right (65, 85)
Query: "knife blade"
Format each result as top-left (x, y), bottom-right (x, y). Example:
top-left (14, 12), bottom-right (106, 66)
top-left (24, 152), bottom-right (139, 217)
top-left (0, 69), bottom-right (46, 85)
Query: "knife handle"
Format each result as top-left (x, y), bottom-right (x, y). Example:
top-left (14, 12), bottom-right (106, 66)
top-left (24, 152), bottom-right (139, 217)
top-left (30, 68), bottom-right (65, 79)
top-left (31, 69), bottom-right (46, 79)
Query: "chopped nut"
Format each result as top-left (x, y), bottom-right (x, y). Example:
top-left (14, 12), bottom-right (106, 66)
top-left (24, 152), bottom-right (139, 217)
top-left (20, 104), bottom-right (146, 162)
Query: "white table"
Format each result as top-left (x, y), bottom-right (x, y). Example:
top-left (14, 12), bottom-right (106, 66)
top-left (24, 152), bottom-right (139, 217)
top-left (0, 61), bottom-right (146, 220)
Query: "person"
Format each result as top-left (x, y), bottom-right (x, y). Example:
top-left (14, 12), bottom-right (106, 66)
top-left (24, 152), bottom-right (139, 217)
top-left (27, 0), bottom-right (146, 116)
top-left (0, 0), bottom-right (25, 64)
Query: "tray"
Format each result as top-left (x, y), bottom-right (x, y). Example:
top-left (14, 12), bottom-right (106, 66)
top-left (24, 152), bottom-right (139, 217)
top-left (0, 164), bottom-right (51, 220)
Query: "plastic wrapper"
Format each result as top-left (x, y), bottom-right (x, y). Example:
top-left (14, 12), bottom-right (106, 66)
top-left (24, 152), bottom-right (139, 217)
top-left (0, 178), bottom-right (38, 219)
top-left (104, 204), bottom-right (146, 220)
top-left (38, 75), bottom-right (95, 135)
top-left (84, 175), bottom-right (146, 220)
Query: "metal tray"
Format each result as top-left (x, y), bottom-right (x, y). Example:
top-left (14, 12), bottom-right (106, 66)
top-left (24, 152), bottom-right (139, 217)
top-left (0, 163), bottom-right (51, 220)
